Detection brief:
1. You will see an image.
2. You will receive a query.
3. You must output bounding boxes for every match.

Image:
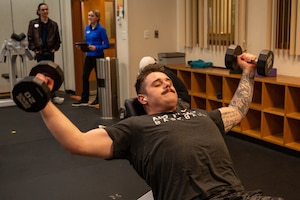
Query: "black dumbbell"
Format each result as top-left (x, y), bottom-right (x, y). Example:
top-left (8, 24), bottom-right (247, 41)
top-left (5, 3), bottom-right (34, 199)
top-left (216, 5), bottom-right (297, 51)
top-left (12, 60), bottom-right (64, 112)
top-left (225, 44), bottom-right (274, 76)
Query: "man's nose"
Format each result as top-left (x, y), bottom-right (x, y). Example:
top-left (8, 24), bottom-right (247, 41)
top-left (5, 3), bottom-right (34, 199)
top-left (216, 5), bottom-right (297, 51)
top-left (163, 80), bottom-right (171, 88)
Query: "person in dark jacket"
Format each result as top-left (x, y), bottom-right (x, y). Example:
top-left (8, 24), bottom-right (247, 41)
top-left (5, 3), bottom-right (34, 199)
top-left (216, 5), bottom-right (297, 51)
top-left (27, 2), bottom-right (64, 104)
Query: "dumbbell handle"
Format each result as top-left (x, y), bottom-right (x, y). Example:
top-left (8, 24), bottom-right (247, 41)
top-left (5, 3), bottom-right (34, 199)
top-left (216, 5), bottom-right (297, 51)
top-left (233, 50), bottom-right (257, 64)
top-left (232, 52), bottom-right (257, 65)
top-left (242, 58), bottom-right (257, 65)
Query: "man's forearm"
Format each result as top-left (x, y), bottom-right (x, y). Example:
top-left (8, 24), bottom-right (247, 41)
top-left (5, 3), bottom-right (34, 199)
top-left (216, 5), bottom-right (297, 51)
top-left (230, 71), bottom-right (255, 117)
top-left (219, 70), bottom-right (254, 133)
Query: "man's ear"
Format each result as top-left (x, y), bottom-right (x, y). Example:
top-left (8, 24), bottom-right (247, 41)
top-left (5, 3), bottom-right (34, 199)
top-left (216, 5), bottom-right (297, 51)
top-left (137, 95), bottom-right (147, 104)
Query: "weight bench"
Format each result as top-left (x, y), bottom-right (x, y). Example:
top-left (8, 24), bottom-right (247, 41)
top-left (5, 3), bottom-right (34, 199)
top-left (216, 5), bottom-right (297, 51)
top-left (124, 97), bottom-right (146, 118)
top-left (123, 98), bottom-right (154, 199)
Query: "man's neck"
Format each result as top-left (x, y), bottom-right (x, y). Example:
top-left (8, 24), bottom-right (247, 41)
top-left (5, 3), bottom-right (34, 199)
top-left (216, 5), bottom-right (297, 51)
top-left (146, 107), bottom-right (176, 115)
top-left (40, 16), bottom-right (48, 23)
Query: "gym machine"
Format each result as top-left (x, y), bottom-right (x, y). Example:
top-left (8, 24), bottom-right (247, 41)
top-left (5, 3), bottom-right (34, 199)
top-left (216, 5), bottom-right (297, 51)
top-left (0, 33), bottom-right (33, 107)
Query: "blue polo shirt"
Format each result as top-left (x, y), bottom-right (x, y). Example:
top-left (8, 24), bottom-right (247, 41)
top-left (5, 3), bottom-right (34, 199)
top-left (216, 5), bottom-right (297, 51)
top-left (84, 23), bottom-right (110, 57)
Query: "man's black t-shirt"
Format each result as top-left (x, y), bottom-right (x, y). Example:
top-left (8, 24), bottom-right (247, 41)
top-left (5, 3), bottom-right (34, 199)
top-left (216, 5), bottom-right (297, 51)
top-left (105, 109), bottom-right (244, 199)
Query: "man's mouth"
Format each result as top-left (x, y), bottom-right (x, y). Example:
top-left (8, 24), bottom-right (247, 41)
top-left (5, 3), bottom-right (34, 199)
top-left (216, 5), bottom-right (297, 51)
top-left (162, 88), bottom-right (175, 95)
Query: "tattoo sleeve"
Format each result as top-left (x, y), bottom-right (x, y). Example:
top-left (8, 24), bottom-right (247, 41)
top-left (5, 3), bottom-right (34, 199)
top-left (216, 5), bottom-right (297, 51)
top-left (219, 72), bottom-right (254, 133)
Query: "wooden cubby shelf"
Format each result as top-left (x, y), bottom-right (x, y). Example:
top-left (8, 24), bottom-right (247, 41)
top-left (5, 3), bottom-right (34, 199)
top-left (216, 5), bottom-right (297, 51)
top-left (168, 64), bottom-right (300, 152)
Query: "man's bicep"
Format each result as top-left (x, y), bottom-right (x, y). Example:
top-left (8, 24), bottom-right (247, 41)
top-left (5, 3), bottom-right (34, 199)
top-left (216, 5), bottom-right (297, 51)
top-left (218, 106), bottom-right (242, 133)
top-left (82, 128), bottom-right (114, 159)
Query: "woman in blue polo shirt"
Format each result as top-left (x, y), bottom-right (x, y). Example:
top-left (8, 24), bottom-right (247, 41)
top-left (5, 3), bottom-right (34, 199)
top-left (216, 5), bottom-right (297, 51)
top-left (73, 9), bottom-right (110, 107)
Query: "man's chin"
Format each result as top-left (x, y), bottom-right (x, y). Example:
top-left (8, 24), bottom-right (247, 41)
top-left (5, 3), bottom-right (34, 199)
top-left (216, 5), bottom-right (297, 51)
top-left (166, 101), bottom-right (177, 109)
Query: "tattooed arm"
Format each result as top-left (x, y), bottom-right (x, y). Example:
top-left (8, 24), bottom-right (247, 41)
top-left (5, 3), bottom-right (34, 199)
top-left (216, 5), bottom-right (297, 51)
top-left (219, 53), bottom-right (256, 133)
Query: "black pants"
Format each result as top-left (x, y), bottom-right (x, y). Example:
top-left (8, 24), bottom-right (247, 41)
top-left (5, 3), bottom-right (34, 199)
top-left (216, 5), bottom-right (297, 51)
top-left (81, 56), bottom-right (103, 102)
top-left (36, 51), bottom-right (54, 62)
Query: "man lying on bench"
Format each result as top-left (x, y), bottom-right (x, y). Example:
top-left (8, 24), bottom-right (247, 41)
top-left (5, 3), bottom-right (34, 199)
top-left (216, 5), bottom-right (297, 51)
top-left (37, 53), bottom-right (284, 200)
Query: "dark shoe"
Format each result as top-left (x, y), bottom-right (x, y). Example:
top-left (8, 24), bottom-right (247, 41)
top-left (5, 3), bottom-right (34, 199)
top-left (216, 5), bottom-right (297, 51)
top-left (89, 99), bottom-right (99, 107)
top-left (72, 101), bottom-right (89, 107)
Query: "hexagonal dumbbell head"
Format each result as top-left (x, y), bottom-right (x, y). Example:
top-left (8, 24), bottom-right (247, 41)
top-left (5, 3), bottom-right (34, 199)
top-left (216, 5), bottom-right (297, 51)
top-left (225, 44), bottom-right (243, 73)
top-left (29, 60), bottom-right (64, 92)
top-left (12, 76), bottom-right (51, 112)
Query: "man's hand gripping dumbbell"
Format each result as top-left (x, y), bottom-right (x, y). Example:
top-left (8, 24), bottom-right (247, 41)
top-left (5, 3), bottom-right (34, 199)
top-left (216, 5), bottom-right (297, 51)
top-left (225, 44), bottom-right (274, 76)
top-left (12, 60), bottom-right (64, 112)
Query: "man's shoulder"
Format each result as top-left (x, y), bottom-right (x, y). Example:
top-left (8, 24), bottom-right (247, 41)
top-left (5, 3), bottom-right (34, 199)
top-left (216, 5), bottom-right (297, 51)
top-left (29, 18), bottom-right (39, 24)
top-left (48, 18), bottom-right (59, 26)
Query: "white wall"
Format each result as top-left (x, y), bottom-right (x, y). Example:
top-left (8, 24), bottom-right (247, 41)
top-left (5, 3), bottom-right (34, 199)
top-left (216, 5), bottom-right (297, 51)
top-left (115, 0), bottom-right (129, 106)
top-left (117, 0), bottom-right (178, 99)
top-left (57, 0), bottom-right (75, 92)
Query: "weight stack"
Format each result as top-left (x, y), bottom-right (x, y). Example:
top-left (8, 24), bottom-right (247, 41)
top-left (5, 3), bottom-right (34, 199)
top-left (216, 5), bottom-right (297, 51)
top-left (96, 58), bottom-right (119, 119)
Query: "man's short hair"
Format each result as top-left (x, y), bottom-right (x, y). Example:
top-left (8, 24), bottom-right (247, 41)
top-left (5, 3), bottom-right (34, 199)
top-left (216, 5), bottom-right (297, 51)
top-left (135, 64), bottom-right (165, 95)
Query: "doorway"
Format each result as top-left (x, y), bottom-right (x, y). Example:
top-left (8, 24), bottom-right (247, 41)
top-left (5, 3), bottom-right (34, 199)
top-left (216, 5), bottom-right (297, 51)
top-left (71, 0), bottom-right (116, 96)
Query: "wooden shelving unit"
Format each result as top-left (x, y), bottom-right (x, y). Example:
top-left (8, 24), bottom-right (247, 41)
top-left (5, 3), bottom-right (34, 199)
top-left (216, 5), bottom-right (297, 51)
top-left (168, 64), bottom-right (300, 152)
